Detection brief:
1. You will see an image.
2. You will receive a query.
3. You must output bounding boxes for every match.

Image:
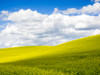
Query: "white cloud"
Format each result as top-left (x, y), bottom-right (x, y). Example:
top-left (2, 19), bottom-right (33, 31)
top-left (6, 9), bottom-right (48, 22)
top-left (94, 0), bottom-right (100, 2)
top-left (53, 8), bottom-right (60, 14)
top-left (0, 6), bottom-right (100, 48)
top-left (61, 3), bottom-right (100, 15)
top-left (91, 0), bottom-right (100, 3)
top-left (0, 10), bottom-right (10, 19)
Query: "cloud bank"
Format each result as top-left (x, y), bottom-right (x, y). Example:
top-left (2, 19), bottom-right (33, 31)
top-left (0, 3), bottom-right (100, 48)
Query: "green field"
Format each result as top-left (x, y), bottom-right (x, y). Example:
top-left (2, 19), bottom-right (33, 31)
top-left (0, 34), bottom-right (100, 75)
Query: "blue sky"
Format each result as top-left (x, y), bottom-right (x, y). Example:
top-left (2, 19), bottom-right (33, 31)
top-left (0, 0), bottom-right (94, 14)
top-left (0, 0), bottom-right (100, 48)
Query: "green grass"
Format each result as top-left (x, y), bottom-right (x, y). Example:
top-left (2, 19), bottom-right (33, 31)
top-left (0, 34), bottom-right (100, 75)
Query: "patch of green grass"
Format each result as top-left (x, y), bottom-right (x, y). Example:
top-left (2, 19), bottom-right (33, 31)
top-left (0, 34), bottom-right (100, 75)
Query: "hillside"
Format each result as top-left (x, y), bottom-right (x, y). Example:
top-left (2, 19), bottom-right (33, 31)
top-left (0, 34), bottom-right (100, 75)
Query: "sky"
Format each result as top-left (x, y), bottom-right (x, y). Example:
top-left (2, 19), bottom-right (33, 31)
top-left (0, 0), bottom-right (94, 14)
top-left (0, 0), bottom-right (100, 48)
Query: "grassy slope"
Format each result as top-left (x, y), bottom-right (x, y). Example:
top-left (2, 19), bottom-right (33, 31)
top-left (0, 34), bottom-right (100, 75)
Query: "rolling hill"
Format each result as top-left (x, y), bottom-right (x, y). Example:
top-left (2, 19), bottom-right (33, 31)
top-left (0, 34), bottom-right (100, 75)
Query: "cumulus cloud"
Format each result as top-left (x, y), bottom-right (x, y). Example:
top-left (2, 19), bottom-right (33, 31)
top-left (0, 3), bottom-right (100, 48)
top-left (61, 3), bottom-right (100, 15)
top-left (91, 0), bottom-right (100, 3)
top-left (94, 0), bottom-right (100, 2)
top-left (0, 10), bottom-right (10, 20)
